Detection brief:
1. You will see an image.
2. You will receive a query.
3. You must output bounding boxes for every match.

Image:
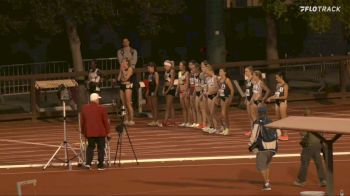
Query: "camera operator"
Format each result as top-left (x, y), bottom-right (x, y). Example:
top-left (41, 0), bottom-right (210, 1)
top-left (88, 60), bottom-right (102, 95)
top-left (293, 111), bottom-right (326, 187)
top-left (249, 107), bottom-right (280, 191)
top-left (80, 93), bottom-right (110, 170)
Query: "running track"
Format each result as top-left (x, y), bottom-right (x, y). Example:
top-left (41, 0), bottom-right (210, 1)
top-left (0, 100), bottom-right (350, 168)
top-left (1, 100), bottom-right (350, 195)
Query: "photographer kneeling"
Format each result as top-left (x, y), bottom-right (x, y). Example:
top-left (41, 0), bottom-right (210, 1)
top-left (249, 107), bottom-right (280, 191)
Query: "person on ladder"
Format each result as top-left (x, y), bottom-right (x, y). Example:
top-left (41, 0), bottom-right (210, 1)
top-left (80, 93), bottom-right (111, 170)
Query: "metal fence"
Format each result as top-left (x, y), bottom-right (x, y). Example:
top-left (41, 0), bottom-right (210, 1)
top-left (282, 61), bottom-right (341, 90)
top-left (0, 58), bottom-right (119, 95)
top-left (0, 56), bottom-right (348, 96)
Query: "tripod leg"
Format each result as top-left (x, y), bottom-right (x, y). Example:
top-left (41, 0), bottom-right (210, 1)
top-left (65, 142), bottom-right (70, 167)
top-left (114, 134), bottom-right (121, 165)
top-left (66, 143), bottom-right (84, 163)
top-left (118, 135), bottom-right (123, 167)
top-left (125, 129), bottom-right (139, 165)
top-left (106, 140), bottom-right (111, 167)
top-left (43, 145), bottom-right (63, 170)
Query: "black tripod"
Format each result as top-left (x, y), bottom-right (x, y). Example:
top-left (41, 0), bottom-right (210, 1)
top-left (114, 115), bottom-right (139, 166)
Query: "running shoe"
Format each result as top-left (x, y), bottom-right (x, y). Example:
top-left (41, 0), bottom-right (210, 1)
top-left (208, 128), bottom-right (217, 134)
top-left (162, 120), bottom-right (168, 127)
top-left (320, 180), bottom-right (327, 187)
top-left (185, 123), bottom-right (192, 128)
top-left (293, 180), bottom-right (305, 187)
top-left (179, 122), bottom-right (186, 127)
top-left (83, 164), bottom-right (91, 170)
top-left (128, 121), bottom-right (135, 126)
top-left (244, 131), bottom-right (252, 137)
top-left (147, 121), bottom-right (155, 126)
top-left (168, 120), bottom-right (176, 127)
top-left (279, 135), bottom-right (289, 141)
top-left (262, 183), bottom-right (271, 191)
top-left (220, 128), bottom-right (230, 136)
top-left (97, 164), bottom-right (105, 171)
top-left (197, 124), bottom-right (205, 129)
top-left (202, 127), bottom-right (210, 132)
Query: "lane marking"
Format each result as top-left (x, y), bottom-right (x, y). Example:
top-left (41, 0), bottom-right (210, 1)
top-left (0, 139), bottom-right (59, 148)
top-left (2, 159), bottom-right (350, 176)
top-left (1, 152), bottom-right (350, 169)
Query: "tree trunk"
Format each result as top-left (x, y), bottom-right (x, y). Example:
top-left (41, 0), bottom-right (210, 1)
top-left (66, 19), bottom-right (87, 109)
top-left (206, 0), bottom-right (226, 64)
top-left (266, 13), bottom-right (279, 67)
top-left (265, 13), bottom-right (279, 89)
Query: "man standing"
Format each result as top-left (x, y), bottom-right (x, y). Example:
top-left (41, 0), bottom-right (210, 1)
top-left (117, 38), bottom-right (138, 68)
top-left (88, 60), bottom-right (102, 95)
top-left (294, 111), bottom-right (326, 187)
top-left (80, 93), bottom-right (110, 170)
top-left (249, 107), bottom-right (280, 191)
top-left (117, 38), bottom-right (138, 110)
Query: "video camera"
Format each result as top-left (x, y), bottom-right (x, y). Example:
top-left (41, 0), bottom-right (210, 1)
top-left (117, 105), bottom-right (127, 117)
top-left (57, 84), bottom-right (71, 101)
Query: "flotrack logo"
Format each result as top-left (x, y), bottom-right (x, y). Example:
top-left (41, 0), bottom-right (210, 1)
top-left (299, 6), bottom-right (341, 12)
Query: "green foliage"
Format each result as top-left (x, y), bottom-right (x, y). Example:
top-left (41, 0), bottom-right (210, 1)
top-left (262, 0), bottom-right (350, 35)
top-left (0, 0), bottom-right (185, 37)
top-left (116, 0), bottom-right (186, 37)
top-left (261, 0), bottom-right (289, 19)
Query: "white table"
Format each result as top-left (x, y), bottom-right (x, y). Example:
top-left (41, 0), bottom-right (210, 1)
top-left (266, 116), bottom-right (350, 196)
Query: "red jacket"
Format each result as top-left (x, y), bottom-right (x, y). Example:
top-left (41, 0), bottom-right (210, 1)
top-left (80, 102), bottom-right (110, 137)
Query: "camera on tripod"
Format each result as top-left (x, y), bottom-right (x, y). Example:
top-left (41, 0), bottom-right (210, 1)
top-left (57, 84), bottom-right (71, 101)
top-left (115, 105), bottom-right (127, 134)
top-left (117, 105), bottom-right (127, 117)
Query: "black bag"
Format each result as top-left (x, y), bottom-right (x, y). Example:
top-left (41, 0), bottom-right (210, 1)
top-left (248, 141), bottom-right (259, 152)
top-left (299, 133), bottom-right (309, 148)
top-left (130, 74), bottom-right (139, 88)
top-left (257, 118), bottom-right (277, 142)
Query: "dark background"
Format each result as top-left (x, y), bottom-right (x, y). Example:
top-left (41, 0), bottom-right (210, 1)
top-left (0, 0), bottom-right (348, 66)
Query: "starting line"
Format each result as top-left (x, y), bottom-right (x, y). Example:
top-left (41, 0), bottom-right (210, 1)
top-left (1, 152), bottom-right (350, 169)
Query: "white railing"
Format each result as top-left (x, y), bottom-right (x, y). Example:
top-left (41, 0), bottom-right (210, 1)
top-left (0, 58), bottom-right (119, 95)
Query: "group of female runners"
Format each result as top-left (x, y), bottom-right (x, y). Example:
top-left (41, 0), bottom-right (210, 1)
top-left (144, 60), bottom-right (234, 136)
top-left (243, 66), bottom-right (289, 141)
top-left (118, 58), bottom-right (289, 139)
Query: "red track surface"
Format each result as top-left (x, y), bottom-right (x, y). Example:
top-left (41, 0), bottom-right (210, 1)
top-left (0, 100), bottom-right (350, 195)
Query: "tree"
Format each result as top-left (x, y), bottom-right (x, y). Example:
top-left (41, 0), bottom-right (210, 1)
top-left (206, 0), bottom-right (226, 64)
top-left (0, 0), bottom-right (185, 107)
top-left (261, 0), bottom-right (350, 67)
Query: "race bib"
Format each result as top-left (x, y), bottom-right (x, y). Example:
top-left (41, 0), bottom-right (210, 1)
top-left (245, 89), bottom-right (250, 96)
top-left (190, 78), bottom-right (195, 85)
top-left (275, 91), bottom-right (280, 97)
top-left (219, 89), bottom-right (225, 96)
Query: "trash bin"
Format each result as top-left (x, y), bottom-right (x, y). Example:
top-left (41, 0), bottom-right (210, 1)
top-left (300, 191), bottom-right (325, 196)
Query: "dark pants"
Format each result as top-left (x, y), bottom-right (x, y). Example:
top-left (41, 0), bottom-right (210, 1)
top-left (132, 84), bottom-right (138, 110)
top-left (297, 144), bottom-right (326, 183)
top-left (86, 137), bottom-right (106, 167)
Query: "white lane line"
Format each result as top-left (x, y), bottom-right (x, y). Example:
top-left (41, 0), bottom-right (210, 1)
top-left (3, 158), bottom-right (350, 174)
top-left (1, 152), bottom-right (350, 169)
top-left (0, 139), bottom-right (60, 148)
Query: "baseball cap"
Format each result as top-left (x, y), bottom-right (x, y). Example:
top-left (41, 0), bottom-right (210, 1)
top-left (90, 93), bottom-right (102, 101)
